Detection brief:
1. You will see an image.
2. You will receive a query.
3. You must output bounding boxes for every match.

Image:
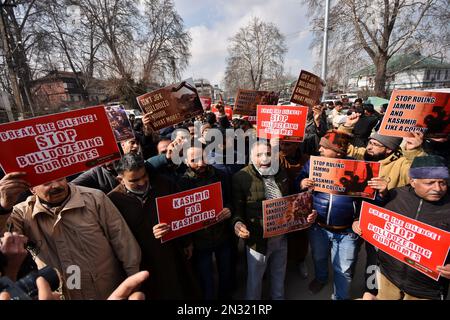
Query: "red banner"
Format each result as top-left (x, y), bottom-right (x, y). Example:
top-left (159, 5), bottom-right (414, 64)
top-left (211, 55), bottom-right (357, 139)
top-left (256, 105), bottom-right (308, 142)
top-left (263, 191), bottom-right (313, 238)
top-left (359, 202), bottom-right (450, 280)
top-left (156, 182), bottom-right (223, 243)
top-left (378, 90), bottom-right (450, 138)
top-left (309, 156), bottom-right (381, 199)
top-left (0, 106), bottom-right (121, 187)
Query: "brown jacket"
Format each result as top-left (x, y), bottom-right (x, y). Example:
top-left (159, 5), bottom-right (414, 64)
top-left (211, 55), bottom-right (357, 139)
top-left (3, 184), bottom-right (141, 300)
top-left (339, 125), bottom-right (426, 189)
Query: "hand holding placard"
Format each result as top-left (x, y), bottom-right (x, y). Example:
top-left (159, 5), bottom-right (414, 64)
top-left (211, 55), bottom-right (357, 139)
top-left (234, 221), bottom-right (250, 239)
top-left (403, 131), bottom-right (424, 150)
top-left (0, 172), bottom-right (30, 210)
top-left (367, 177), bottom-right (389, 197)
top-left (216, 208), bottom-right (231, 222)
top-left (352, 220), bottom-right (362, 236)
top-left (436, 265), bottom-right (450, 279)
top-left (300, 178), bottom-right (315, 191)
top-left (153, 223), bottom-right (170, 239)
top-left (307, 209), bottom-right (318, 224)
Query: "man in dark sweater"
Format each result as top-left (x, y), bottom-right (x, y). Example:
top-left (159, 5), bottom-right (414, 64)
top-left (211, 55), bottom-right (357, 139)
top-left (157, 142), bottom-right (233, 300)
top-left (108, 153), bottom-right (200, 300)
top-left (354, 155), bottom-right (450, 299)
top-left (351, 104), bottom-right (379, 147)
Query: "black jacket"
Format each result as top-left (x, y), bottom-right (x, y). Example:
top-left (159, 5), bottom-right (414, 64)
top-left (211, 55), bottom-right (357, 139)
top-left (108, 172), bottom-right (201, 299)
top-left (352, 115), bottom-right (379, 147)
top-left (379, 186), bottom-right (450, 299)
top-left (177, 166), bottom-right (232, 250)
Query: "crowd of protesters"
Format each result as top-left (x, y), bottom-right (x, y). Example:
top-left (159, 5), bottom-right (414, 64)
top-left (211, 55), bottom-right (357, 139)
top-left (0, 97), bottom-right (449, 301)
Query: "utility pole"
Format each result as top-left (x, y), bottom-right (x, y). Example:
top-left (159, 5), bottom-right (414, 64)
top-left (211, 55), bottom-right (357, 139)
top-left (0, 2), bottom-right (24, 117)
top-left (321, 0), bottom-right (330, 96)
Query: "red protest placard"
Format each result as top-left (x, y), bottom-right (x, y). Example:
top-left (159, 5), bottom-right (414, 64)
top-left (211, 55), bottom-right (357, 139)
top-left (156, 182), bottom-right (223, 243)
top-left (290, 70), bottom-right (325, 107)
top-left (263, 191), bottom-right (313, 238)
top-left (359, 201), bottom-right (450, 280)
top-left (309, 156), bottom-right (381, 199)
top-left (0, 106), bottom-right (121, 187)
top-left (256, 105), bottom-right (308, 142)
top-left (378, 90), bottom-right (450, 138)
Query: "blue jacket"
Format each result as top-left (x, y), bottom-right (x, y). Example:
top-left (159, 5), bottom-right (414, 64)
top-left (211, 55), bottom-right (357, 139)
top-left (295, 159), bottom-right (360, 226)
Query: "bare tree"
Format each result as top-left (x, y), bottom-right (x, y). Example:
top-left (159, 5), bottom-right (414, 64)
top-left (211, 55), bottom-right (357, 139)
top-left (0, 0), bottom-right (191, 113)
top-left (304, 0), bottom-right (450, 97)
top-left (0, 0), bottom-right (40, 116)
top-left (77, 0), bottom-right (138, 80)
top-left (76, 0), bottom-right (190, 106)
top-left (32, 0), bottom-right (106, 104)
top-left (224, 17), bottom-right (287, 94)
top-left (138, 0), bottom-right (191, 86)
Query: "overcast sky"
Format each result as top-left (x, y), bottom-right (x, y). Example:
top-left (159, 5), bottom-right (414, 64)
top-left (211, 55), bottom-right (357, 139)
top-left (173, 0), bottom-right (317, 86)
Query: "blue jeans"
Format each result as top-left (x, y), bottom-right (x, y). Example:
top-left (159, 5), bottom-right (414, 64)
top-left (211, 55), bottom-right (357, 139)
top-left (308, 224), bottom-right (361, 300)
top-left (193, 240), bottom-right (232, 300)
top-left (245, 235), bottom-right (288, 300)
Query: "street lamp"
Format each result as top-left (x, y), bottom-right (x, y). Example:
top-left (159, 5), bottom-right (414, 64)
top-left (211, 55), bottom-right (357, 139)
top-left (321, 0), bottom-right (330, 97)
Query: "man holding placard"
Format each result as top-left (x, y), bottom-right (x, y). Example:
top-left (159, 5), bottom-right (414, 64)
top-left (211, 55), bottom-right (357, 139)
top-left (0, 173), bottom-right (142, 300)
top-left (232, 140), bottom-right (290, 300)
top-left (341, 112), bottom-right (426, 294)
top-left (354, 155), bottom-right (450, 300)
top-left (296, 130), bottom-right (387, 300)
top-left (174, 143), bottom-right (233, 300)
top-left (341, 113), bottom-right (426, 190)
top-left (108, 153), bottom-right (201, 299)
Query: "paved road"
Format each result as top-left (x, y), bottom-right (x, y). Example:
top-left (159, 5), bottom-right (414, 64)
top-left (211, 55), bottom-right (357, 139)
top-left (231, 239), bottom-right (371, 300)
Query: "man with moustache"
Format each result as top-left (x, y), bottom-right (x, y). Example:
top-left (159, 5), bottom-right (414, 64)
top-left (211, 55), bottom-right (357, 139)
top-left (296, 130), bottom-right (385, 300)
top-left (340, 114), bottom-right (426, 294)
top-left (340, 113), bottom-right (426, 190)
top-left (353, 155), bottom-right (450, 300)
top-left (0, 173), bottom-right (141, 300)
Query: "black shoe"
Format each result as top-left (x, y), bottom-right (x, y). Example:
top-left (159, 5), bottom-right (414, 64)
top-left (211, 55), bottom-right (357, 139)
top-left (308, 279), bottom-right (326, 295)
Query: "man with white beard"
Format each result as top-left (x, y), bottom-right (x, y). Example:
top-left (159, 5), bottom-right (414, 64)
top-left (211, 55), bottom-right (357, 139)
top-left (232, 140), bottom-right (317, 300)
